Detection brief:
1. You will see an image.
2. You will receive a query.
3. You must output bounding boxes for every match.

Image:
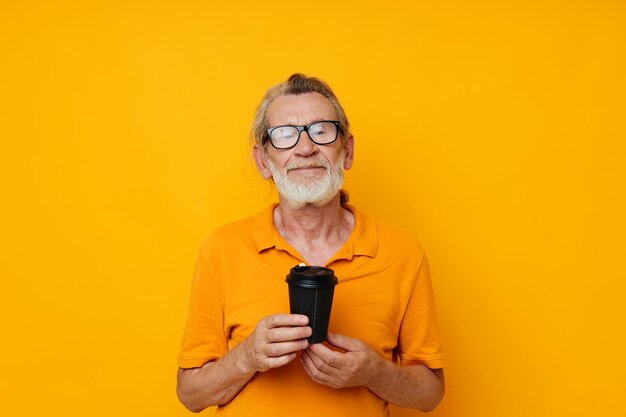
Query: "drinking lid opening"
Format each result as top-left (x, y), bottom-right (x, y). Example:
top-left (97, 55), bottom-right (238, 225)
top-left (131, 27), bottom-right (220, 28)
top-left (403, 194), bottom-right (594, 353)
top-left (286, 265), bottom-right (338, 288)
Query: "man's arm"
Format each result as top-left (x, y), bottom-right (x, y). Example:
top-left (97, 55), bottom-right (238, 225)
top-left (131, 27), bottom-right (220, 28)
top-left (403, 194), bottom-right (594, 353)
top-left (177, 314), bottom-right (311, 413)
top-left (301, 332), bottom-right (445, 412)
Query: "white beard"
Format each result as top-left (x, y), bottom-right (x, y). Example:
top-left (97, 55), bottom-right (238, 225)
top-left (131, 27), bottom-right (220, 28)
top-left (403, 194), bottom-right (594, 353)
top-left (267, 151), bottom-right (345, 209)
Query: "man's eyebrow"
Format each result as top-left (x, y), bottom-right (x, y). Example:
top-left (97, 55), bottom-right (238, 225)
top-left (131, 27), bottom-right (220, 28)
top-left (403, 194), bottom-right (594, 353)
top-left (280, 119), bottom-right (330, 127)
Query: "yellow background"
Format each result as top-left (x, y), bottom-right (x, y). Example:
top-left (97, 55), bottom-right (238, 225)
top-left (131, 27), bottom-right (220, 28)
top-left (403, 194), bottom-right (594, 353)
top-left (1, 1), bottom-right (624, 416)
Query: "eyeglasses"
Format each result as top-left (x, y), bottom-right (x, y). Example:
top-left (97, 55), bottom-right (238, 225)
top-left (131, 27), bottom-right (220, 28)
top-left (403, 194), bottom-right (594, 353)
top-left (266, 120), bottom-right (340, 149)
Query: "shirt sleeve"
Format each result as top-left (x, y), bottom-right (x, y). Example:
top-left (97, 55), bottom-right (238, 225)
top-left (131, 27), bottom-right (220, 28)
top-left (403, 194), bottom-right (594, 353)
top-left (178, 241), bottom-right (229, 368)
top-left (397, 252), bottom-right (448, 369)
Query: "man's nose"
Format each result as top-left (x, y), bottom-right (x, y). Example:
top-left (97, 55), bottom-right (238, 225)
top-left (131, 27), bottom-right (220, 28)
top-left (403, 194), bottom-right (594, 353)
top-left (293, 129), bottom-right (318, 156)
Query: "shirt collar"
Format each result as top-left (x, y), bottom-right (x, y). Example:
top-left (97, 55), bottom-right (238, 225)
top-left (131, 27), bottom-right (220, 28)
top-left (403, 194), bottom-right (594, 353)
top-left (251, 203), bottom-right (378, 261)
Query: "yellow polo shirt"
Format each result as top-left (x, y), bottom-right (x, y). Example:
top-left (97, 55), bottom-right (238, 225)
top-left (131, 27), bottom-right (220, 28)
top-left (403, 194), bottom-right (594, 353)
top-left (179, 204), bottom-right (447, 416)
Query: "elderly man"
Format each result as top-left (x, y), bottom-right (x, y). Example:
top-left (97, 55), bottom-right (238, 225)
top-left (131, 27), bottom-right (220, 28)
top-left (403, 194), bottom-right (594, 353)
top-left (177, 74), bottom-right (447, 416)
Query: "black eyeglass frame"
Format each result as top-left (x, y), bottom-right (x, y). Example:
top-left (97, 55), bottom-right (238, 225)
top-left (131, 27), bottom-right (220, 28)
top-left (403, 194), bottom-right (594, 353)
top-left (265, 120), bottom-right (341, 150)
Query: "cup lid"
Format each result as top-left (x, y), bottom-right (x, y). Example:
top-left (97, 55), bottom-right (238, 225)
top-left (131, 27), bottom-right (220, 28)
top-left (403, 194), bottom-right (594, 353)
top-left (285, 265), bottom-right (338, 288)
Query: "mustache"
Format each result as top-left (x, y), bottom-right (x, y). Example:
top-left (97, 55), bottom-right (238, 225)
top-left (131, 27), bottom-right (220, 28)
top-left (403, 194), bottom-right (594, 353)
top-left (285, 158), bottom-right (330, 171)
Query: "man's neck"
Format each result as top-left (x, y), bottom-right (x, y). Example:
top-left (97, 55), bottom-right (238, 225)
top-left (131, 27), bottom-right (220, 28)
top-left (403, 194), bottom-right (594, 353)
top-left (273, 195), bottom-right (354, 265)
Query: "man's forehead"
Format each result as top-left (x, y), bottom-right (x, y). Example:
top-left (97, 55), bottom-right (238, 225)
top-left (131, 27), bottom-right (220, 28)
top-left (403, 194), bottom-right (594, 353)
top-left (266, 92), bottom-right (337, 126)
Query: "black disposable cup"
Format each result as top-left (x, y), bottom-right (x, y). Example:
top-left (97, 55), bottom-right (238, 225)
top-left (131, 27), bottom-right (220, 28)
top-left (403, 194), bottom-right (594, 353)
top-left (285, 265), bottom-right (338, 344)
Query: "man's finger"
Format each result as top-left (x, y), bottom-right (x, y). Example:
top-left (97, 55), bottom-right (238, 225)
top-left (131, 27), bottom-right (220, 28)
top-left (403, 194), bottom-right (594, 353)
top-left (266, 326), bottom-right (312, 343)
top-left (301, 352), bottom-right (331, 381)
top-left (264, 314), bottom-right (309, 328)
top-left (266, 352), bottom-right (297, 369)
top-left (303, 346), bottom-right (328, 371)
top-left (307, 342), bottom-right (342, 369)
top-left (265, 340), bottom-right (309, 357)
top-left (326, 332), bottom-right (362, 351)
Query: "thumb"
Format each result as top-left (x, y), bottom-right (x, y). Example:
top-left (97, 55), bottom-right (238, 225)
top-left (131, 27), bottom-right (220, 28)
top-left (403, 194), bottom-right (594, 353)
top-left (326, 332), bottom-right (364, 352)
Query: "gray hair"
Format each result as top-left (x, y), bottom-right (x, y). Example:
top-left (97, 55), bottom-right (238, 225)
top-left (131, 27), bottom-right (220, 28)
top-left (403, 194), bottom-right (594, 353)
top-left (250, 73), bottom-right (350, 149)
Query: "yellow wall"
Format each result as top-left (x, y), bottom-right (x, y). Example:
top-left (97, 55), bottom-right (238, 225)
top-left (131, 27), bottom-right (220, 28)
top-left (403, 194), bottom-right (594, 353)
top-left (1, 1), bottom-right (624, 415)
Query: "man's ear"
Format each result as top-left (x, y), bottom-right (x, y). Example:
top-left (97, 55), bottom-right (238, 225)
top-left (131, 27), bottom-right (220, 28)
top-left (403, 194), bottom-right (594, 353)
top-left (252, 145), bottom-right (272, 179)
top-left (343, 134), bottom-right (354, 170)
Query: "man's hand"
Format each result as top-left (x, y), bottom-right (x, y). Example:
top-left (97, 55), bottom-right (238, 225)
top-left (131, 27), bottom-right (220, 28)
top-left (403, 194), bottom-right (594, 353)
top-left (177, 314), bottom-right (311, 412)
top-left (241, 314), bottom-right (312, 373)
top-left (301, 331), bottom-right (445, 411)
top-left (300, 332), bottom-right (381, 389)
